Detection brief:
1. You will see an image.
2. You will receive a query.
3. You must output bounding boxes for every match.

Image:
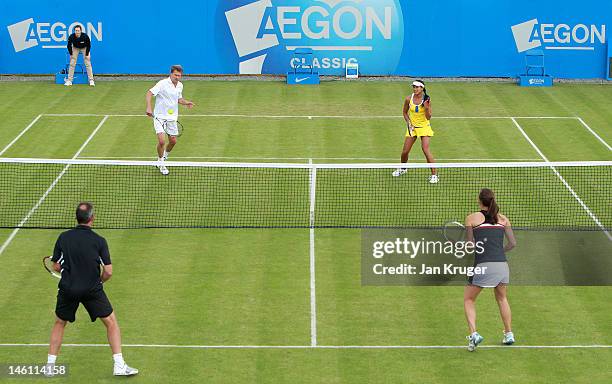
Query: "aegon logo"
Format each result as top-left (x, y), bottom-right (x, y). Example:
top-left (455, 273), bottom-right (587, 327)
top-left (7, 18), bottom-right (103, 53)
top-left (255, 1), bottom-right (393, 41)
top-left (222, 0), bottom-right (403, 75)
top-left (511, 19), bottom-right (605, 52)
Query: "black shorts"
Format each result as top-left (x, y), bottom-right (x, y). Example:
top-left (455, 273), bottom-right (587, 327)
top-left (55, 284), bottom-right (113, 322)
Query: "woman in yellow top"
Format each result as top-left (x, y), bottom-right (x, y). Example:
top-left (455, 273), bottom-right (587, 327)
top-left (392, 80), bottom-right (438, 183)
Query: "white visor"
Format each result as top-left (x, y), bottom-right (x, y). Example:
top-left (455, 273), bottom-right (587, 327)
top-left (412, 81), bottom-right (425, 87)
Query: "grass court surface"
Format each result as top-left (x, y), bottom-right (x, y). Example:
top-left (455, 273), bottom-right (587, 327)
top-left (0, 80), bottom-right (611, 383)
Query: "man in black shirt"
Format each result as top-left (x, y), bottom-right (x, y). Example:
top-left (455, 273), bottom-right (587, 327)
top-left (45, 202), bottom-right (138, 377)
top-left (65, 25), bottom-right (95, 87)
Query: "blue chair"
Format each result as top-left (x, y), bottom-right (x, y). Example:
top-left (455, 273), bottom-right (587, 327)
top-left (525, 49), bottom-right (545, 76)
top-left (287, 47), bottom-right (319, 84)
top-left (55, 52), bottom-right (88, 84)
top-left (291, 48), bottom-right (314, 74)
top-left (65, 52), bottom-right (85, 75)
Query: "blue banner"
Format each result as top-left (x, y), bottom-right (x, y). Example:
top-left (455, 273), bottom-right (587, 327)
top-left (1, 0), bottom-right (609, 78)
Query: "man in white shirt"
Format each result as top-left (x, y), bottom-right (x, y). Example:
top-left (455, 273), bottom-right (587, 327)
top-left (145, 65), bottom-right (195, 175)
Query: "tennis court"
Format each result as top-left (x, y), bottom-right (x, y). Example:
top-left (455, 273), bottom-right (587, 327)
top-left (0, 81), bottom-right (611, 383)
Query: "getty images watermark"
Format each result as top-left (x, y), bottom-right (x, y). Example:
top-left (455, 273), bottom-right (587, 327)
top-left (361, 229), bottom-right (612, 286)
top-left (372, 236), bottom-right (485, 275)
top-left (362, 229), bottom-right (486, 286)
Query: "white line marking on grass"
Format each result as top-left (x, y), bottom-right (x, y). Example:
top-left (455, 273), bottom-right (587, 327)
top-left (3, 159), bottom-right (605, 169)
top-left (511, 118), bottom-right (611, 241)
top-left (0, 114), bottom-right (42, 156)
top-left (309, 159), bottom-right (317, 347)
top-left (41, 113), bottom-right (577, 120)
top-left (575, 117), bottom-right (612, 151)
top-left (0, 116), bottom-right (108, 256)
top-left (511, 116), bottom-right (578, 119)
top-left (77, 156), bottom-right (543, 162)
top-left (511, 118), bottom-right (554, 161)
top-left (1, 343), bottom-right (610, 349)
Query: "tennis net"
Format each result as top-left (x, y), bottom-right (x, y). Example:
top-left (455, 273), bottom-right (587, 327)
top-left (0, 158), bottom-right (610, 231)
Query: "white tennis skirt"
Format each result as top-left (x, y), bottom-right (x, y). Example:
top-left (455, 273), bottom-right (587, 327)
top-left (469, 262), bottom-right (509, 288)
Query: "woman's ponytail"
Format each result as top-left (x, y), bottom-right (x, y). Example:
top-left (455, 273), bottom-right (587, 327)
top-left (479, 188), bottom-right (499, 223)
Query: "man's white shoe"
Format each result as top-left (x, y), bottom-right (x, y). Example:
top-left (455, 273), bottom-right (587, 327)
top-left (89, 80), bottom-right (95, 86)
top-left (158, 164), bottom-right (169, 175)
top-left (392, 168), bottom-right (407, 177)
top-left (113, 363), bottom-right (139, 376)
top-left (429, 174), bottom-right (439, 184)
top-left (64, 81), bottom-right (72, 86)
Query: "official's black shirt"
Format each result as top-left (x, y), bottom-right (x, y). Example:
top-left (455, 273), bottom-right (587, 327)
top-left (67, 33), bottom-right (91, 55)
top-left (52, 225), bottom-right (110, 295)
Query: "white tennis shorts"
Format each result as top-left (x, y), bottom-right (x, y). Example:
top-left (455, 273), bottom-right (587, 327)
top-left (153, 119), bottom-right (178, 136)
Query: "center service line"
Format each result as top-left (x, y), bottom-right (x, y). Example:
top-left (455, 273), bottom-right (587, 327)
top-left (308, 158), bottom-right (317, 347)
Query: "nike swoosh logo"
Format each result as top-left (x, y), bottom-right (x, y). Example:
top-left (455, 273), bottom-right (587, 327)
top-left (295, 77), bottom-right (310, 83)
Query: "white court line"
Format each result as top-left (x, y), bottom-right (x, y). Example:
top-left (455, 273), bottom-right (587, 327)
top-left (575, 117), bottom-right (612, 151)
top-left (308, 159), bottom-right (317, 347)
top-left (0, 116), bottom-right (108, 256)
top-left (511, 116), bottom-right (578, 119)
top-left (41, 113), bottom-right (577, 119)
top-left (76, 156), bottom-right (543, 161)
top-left (511, 118), bottom-right (611, 241)
top-left (0, 114), bottom-right (42, 156)
top-left (0, 343), bottom-right (610, 349)
top-left (3, 159), bottom-right (605, 169)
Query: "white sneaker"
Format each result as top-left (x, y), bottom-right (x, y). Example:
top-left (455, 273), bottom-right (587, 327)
top-left (64, 81), bottom-right (72, 86)
top-left (467, 332), bottom-right (484, 352)
top-left (89, 80), bottom-right (95, 86)
top-left (429, 174), bottom-right (439, 184)
top-left (392, 168), bottom-right (407, 177)
top-left (113, 363), bottom-right (139, 376)
top-left (158, 164), bottom-right (169, 175)
top-left (502, 331), bottom-right (515, 345)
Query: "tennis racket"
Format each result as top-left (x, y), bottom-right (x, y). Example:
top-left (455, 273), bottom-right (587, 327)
top-left (43, 256), bottom-right (61, 279)
top-left (407, 120), bottom-right (415, 136)
top-left (43, 256), bottom-right (104, 280)
top-left (155, 116), bottom-right (184, 137)
top-left (443, 221), bottom-right (466, 243)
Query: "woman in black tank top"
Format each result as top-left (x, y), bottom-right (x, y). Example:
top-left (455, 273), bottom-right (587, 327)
top-left (462, 189), bottom-right (517, 351)
top-left (472, 209), bottom-right (508, 264)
